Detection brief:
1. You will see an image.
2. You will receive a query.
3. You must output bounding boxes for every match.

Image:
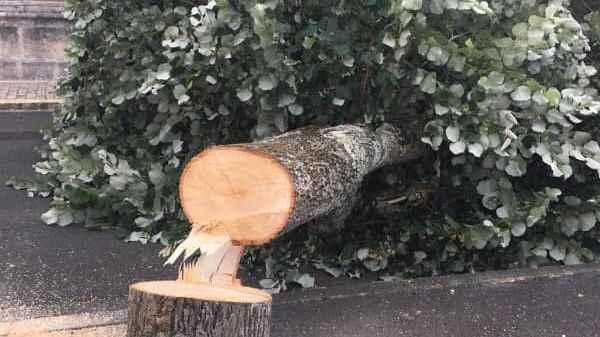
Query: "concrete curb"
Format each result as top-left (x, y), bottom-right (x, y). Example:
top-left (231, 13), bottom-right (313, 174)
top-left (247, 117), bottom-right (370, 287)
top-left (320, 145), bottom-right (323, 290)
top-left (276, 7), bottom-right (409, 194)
top-left (8, 325), bottom-right (126, 337)
top-left (0, 81), bottom-right (61, 112)
top-left (0, 1), bottom-right (65, 19)
top-left (0, 310), bottom-right (127, 336)
top-left (2, 263), bottom-right (599, 337)
top-left (273, 263), bottom-right (595, 305)
top-left (0, 101), bottom-right (60, 112)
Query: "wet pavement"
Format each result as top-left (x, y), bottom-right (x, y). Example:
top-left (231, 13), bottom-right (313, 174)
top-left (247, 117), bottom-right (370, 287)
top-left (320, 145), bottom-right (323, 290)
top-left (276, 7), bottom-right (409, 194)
top-left (271, 265), bottom-right (600, 337)
top-left (3, 264), bottom-right (600, 337)
top-left (0, 136), bottom-right (175, 322)
top-left (1, 114), bottom-right (600, 337)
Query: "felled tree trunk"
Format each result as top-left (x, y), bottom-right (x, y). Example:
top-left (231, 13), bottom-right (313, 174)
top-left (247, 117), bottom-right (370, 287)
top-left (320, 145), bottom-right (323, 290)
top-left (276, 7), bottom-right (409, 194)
top-left (179, 123), bottom-right (419, 246)
top-left (127, 123), bottom-right (419, 337)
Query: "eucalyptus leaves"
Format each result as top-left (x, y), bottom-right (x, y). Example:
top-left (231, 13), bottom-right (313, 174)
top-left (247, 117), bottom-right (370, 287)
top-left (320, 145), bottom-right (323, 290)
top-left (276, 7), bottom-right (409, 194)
top-left (9, 0), bottom-right (600, 281)
top-left (413, 0), bottom-right (600, 264)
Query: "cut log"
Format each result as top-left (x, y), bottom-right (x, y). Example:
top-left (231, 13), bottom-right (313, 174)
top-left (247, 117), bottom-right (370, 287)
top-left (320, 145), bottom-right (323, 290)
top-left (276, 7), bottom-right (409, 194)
top-left (179, 123), bottom-right (418, 246)
top-left (128, 124), bottom-right (418, 337)
top-left (127, 281), bottom-right (271, 337)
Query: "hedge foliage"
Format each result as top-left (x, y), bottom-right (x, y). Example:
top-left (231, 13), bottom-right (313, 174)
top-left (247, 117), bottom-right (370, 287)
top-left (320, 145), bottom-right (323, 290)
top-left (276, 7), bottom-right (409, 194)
top-left (9, 0), bottom-right (600, 287)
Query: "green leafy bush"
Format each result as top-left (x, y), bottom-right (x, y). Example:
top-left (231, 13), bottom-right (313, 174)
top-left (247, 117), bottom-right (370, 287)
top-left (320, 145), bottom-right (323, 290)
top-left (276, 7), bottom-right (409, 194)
top-left (10, 0), bottom-right (600, 284)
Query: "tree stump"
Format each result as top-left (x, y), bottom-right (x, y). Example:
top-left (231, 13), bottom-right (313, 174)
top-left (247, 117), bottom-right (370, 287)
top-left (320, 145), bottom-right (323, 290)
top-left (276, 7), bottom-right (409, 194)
top-left (127, 281), bottom-right (271, 337)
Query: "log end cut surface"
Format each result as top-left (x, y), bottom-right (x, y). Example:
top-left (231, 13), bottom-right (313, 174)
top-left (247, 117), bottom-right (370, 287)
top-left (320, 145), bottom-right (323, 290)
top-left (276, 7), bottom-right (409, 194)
top-left (130, 281), bottom-right (272, 304)
top-left (179, 146), bottom-right (295, 245)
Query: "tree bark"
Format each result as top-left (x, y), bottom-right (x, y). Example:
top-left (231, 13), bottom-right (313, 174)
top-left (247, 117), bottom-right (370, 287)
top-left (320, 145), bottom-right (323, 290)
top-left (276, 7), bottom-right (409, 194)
top-left (244, 123), bottom-right (418, 230)
top-left (179, 123), bottom-right (420, 246)
top-left (127, 281), bottom-right (271, 337)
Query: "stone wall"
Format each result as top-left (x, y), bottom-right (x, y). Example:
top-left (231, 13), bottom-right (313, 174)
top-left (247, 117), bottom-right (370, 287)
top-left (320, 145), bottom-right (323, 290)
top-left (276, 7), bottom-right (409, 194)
top-left (0, 1), bottom-right (68, 81)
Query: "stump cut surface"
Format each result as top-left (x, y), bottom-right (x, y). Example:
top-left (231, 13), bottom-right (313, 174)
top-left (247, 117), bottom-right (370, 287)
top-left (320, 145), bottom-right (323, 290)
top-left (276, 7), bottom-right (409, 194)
top-left (131, 281), bottom-right (272, 304)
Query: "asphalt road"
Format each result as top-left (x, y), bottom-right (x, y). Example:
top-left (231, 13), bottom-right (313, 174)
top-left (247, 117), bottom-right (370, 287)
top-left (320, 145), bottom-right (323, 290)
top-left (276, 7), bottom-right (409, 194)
top-left (0, 137), bottom-right (175, 321)
top-left (2, 117), bottom-right (600, 337)
top-left (4, 264), bottom-right (600, 337)
top-left (271, 265), bottom-right (600, 337)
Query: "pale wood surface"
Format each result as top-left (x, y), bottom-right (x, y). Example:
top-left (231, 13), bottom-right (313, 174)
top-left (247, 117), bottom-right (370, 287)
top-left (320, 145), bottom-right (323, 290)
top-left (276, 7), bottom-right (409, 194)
top-left (130, 281), bottom-right (271, 304)
top-left (179, 147), bottom-right (295, 246)
top-left (177, 241), bottom-right (244, 286)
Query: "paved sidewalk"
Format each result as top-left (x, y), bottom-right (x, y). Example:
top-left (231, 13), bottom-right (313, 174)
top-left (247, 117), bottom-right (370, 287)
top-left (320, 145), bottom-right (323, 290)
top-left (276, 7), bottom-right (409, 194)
top-left (0, 82), bottom-right (60, 133)
top-left (0, 1), bottom-right (65, 17)
top-left (2, 111), bottom-right (600, 337)
top-left (0, 81), bottom-right (61, 111)
top-left (0, 137), bottom-right (176, 322)
top-left (3, 264), bottom-right (600, 337)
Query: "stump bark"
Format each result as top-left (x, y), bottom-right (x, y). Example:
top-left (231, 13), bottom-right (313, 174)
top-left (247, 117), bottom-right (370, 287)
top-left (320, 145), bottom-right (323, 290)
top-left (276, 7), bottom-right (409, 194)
top-left (127, 281), bottom-right (272, 337)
